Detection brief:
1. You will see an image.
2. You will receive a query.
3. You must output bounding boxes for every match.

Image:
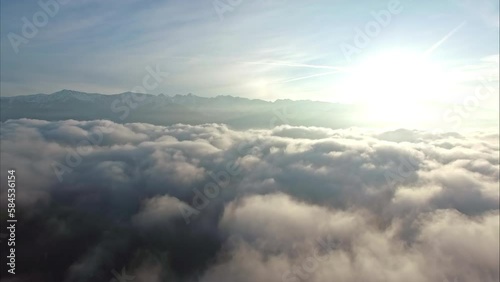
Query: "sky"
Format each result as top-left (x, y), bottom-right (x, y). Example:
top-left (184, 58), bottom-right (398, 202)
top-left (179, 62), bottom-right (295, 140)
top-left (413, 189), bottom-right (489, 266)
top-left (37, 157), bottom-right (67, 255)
top-left (0, 0), bottom-right (499, 105)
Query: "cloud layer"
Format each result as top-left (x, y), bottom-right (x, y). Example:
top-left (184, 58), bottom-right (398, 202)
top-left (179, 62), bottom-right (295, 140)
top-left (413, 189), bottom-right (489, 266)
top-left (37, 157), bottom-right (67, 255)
top-left (0, 119), bottom-right (498, 282)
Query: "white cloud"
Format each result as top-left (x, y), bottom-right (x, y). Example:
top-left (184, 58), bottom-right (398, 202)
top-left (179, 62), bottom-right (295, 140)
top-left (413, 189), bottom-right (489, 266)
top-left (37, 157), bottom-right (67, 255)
top-left (0, 119), bottom-right (498, 281)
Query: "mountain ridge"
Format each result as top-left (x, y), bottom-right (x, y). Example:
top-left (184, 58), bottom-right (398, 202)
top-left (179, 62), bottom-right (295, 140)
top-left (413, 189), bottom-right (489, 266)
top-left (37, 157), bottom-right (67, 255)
top-left (0, 89), bottom-right (334, 105)
top-left (4, 89), bottom-right (491, 130)
top-left (1, 89), bottom-right (359, 129)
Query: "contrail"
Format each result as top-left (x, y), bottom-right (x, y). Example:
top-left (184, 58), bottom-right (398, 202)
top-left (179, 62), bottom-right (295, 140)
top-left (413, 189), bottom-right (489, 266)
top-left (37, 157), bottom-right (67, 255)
top-left (421, 21), bottom-right (467, 58)
top-left (247, 61), bottom-right (348, 71)
top-left (271, 71), bottom-right (340, 84)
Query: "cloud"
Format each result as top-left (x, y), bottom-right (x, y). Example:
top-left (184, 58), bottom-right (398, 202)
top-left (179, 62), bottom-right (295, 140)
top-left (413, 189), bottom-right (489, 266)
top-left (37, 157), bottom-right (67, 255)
top-left (0, 119), bottom-right (498, 281)
top-left (132, 195), bottom-right (192, 229)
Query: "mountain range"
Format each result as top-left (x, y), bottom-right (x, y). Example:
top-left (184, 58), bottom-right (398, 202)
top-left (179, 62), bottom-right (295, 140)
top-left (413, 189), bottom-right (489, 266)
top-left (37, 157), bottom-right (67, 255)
top-left (3, 89), bottom-right (496, 129)
top-left (1, 90), bottom-right (365, 129)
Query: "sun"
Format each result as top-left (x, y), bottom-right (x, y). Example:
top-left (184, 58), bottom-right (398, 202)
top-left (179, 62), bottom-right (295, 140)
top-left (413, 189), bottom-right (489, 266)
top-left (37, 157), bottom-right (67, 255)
top-left (336, 50), bottom-right (452, 125)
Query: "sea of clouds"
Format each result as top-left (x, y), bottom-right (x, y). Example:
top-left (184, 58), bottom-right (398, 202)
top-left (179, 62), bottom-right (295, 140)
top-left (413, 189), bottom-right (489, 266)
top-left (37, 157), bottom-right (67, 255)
top-left (0, 119), bottom-right (498, 282)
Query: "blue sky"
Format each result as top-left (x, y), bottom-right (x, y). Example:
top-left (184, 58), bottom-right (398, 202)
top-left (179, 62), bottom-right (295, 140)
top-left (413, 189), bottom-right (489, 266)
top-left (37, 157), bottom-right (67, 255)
top-left (1, 0), bottom-right (498, 103)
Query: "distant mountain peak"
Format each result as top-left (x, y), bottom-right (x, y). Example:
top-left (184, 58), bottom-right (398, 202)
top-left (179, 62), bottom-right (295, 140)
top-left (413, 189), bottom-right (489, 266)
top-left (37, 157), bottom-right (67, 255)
top-left (53, 89), bottom-right (85, 95)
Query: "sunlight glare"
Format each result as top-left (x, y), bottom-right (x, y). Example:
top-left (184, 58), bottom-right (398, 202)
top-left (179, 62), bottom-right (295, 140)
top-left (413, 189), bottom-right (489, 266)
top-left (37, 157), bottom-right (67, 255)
top-left (337, 50), bottom-right (452, 125)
